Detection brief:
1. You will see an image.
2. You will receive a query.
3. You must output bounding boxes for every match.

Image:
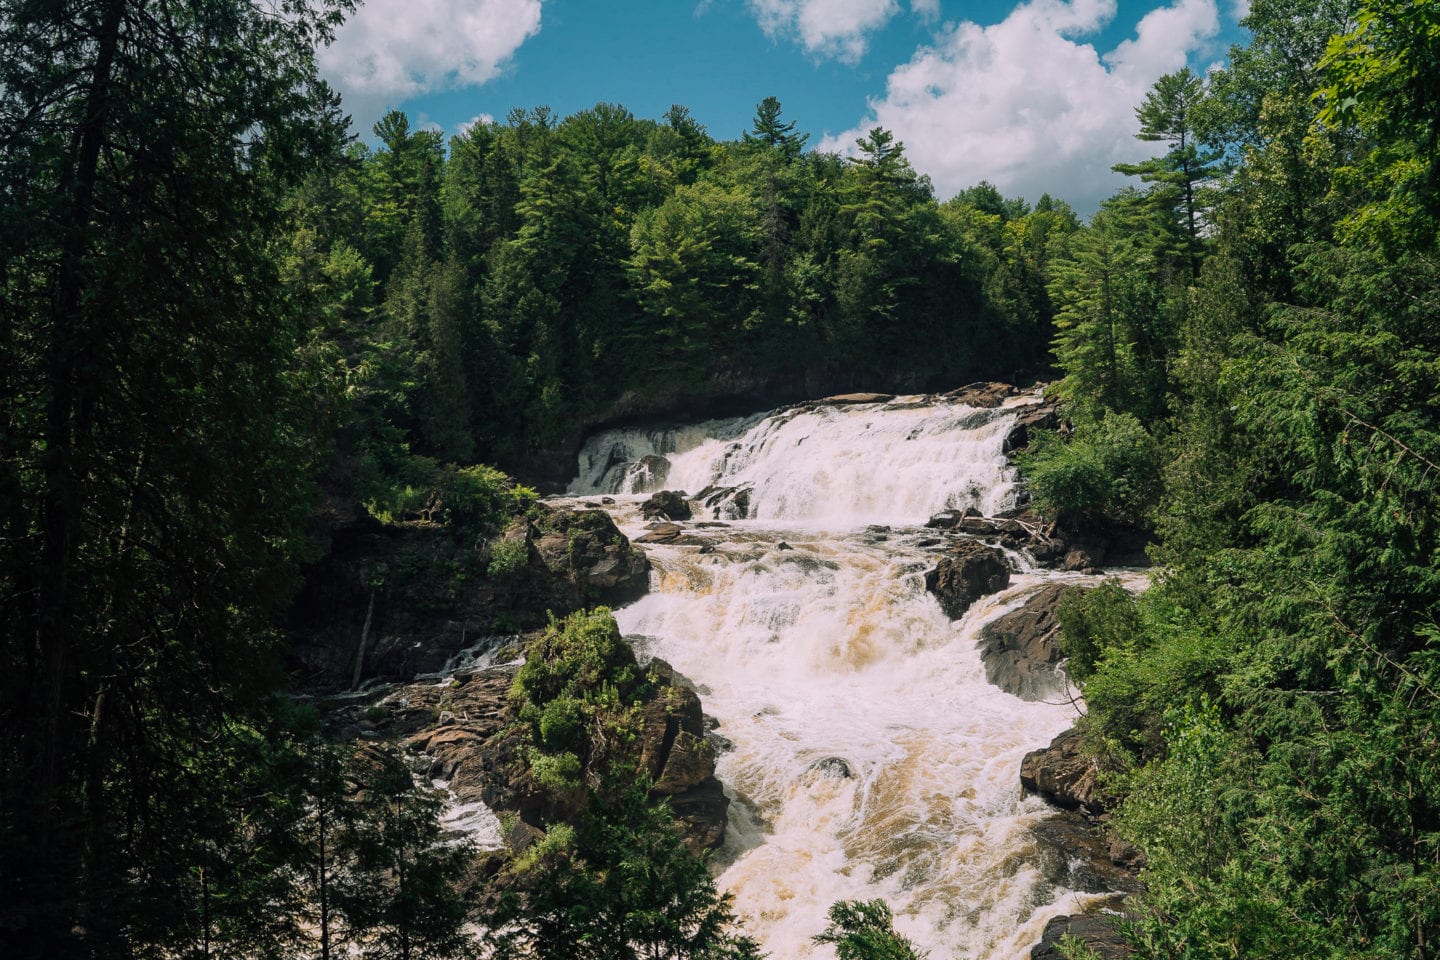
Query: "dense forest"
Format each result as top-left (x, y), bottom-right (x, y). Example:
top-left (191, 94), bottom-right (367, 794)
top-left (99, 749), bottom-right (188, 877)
top-left (2, 0), bottom-right (1438, 956)
top-left (286, 92), bottom-right (1071, 480)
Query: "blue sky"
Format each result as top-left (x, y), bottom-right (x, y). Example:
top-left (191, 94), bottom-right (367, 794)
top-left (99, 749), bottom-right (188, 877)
top-left (319, 0), bottom-right (1250, 212)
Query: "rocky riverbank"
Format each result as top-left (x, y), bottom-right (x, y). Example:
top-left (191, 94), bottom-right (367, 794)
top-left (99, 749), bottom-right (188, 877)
top-left (323, 650), bottom-right (731, 855)
top-left (287, 502), bottom-right (649, 691)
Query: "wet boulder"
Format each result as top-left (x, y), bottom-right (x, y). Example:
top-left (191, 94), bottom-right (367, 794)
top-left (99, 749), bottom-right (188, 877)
top-left (635, 522), bottom-right (684, 544)
top-left (1020, 728), bottom-right (1104, 814)
top-left (977, 583), bottom-right (1076, 700)
top-left (694, 485), bottom-right (751, 520)
top-left (641, 489), bottom-right (692, 522)
top-left (1004, 403), bottom-right (1061, 453)
top-left (925, 540), bottom-right (1010, 620)
top-left (632, 455), bottom-right (671, 490)
top-left (943, 381), bottom-right (1018, 408)
top-left (636, 659), bottom-right (729, 851)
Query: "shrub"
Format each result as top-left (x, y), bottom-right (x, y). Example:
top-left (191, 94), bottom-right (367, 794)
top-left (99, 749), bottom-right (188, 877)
top-left (486, 537), bottom-right (530, 580)
top-left (1019, 411), bottom-right (1162, 526)
top-left (1057, 579), bottom-right (1142, 683)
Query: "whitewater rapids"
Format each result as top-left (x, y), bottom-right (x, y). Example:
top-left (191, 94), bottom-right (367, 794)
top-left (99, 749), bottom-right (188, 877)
top-left (564, 392), bottom-right (1109, 958)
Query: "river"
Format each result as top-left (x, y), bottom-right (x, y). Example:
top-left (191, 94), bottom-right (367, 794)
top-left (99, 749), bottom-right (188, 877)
top-left (560, 391), bottom-right (1112, 958)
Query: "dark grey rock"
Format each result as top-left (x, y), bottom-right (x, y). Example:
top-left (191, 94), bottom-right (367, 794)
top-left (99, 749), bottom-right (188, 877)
top-left (977, 583), bottom-right (1076, 700)
top-left (1030, 913), bottom-right (1131, 960)
top-left (924, 540), bottom-right (1010, 619)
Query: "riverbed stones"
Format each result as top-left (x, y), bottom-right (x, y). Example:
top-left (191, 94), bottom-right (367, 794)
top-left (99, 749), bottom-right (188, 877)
top-left (925, 510), bottom-right (1069, 566)
top-left (925, 540), bottom-right (1011, 619)
top-left (943, 381), bottom-right (1019, 407)
top-left (821, 391), bottom-right (894, 404)
top-left (636, 522), bottom-right (683, 544)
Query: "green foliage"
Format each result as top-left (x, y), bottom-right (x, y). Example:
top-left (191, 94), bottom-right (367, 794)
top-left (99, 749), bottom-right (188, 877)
top-left (362, 456), bottom-right (535, 545)
top-left (1319, 0), bottom-right (1440, 249)
top-left (813, 900), bottom-right (926, 960)
top-left (1046, 194), bottom-right (1180, 424)
top-left (513, 608), bottom-right (648, 714)
top-left (1112, 68), bottom-right (1223, 278)
top-left (293, 102), bottom-right (1061, 470)
top-left (1056, 4), bottom-right (1440, 953)
top-left (743, 95), bottom-right (809, 159)
top-left (0, 0), bottom-right (357, 952)
top-left (1056, 935), bottom-right (1106, 960)
top-left (527, 748), bottom-right (584, 794)
top-left (487, 537), bottom-right (531, 580)
top-left (493, 775), bottom-right (760, 960)
top-left (509, 608), bottom-right (653, 803)
top-left (1019, 412), bottom-right (1162, 526)
top-left (331, 749), bottom-right (476, 960)
top-left (1056, 580), bottom-right (1143, 684)
top-left (492, 613), bottom-right (756, 959)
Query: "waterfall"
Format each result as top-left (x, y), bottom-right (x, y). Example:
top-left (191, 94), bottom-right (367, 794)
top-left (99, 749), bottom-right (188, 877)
top-left (563, 392), bottom-right (1107, 958)
top-left (570, 396), bottom-right (1029, 524)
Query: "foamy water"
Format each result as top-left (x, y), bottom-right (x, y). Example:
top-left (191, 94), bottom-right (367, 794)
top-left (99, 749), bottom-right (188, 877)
top-left (564, 393), bottom-right (1106, 958)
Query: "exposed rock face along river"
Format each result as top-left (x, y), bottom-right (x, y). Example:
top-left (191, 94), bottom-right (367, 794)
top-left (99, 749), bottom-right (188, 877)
top-left (563, 392), bottom-right (1113, 959)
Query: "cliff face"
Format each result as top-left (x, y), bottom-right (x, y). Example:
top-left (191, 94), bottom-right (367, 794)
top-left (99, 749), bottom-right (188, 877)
top-left (289, 497), bottom-right (731, 853)
top-left (287, 502), bottom-right (649, 692)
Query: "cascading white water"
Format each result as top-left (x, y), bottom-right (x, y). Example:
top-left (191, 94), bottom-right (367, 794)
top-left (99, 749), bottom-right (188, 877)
top-left (571, 397), bottom-right (1030, 522)
top-left (565, 393), bottom-right (1107, 958)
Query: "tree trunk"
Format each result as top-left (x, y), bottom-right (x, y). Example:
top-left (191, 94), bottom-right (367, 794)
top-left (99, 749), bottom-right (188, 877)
top-left (35, 0), bottom-right (128, 892)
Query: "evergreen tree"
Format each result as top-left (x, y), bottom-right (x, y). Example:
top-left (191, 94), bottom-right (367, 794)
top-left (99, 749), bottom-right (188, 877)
top-left (742, 95), bottom-right (809, 159)
top-left (337, 751), bottom-right (475, 960)
top-left (1113, 68), bottom-right (1222, 279)
top-left (0, 0), bottom-right (352, 954)
top-left (813, 899), bottom-right (926, 960)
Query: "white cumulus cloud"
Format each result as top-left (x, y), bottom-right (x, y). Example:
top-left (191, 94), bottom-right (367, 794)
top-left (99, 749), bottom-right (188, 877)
top-left (748, 0), bottom-right (904, 62)
top-left (457, 113), bottom-right (497, 135)
top-left (818, 0), bottom-right (1220, 213)
top-left (320, 0), bottom-right (543, 134)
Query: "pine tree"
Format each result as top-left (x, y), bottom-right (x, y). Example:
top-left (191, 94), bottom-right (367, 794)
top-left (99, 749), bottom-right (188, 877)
top-left (0, 0), bottom-right (353, 953)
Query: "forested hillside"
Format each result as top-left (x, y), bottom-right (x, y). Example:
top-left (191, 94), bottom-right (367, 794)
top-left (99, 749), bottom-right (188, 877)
top-left (286, 96), bottom-right (1072, 472)
top-left (2, 0), bottom-right (1438, 956)
top-left (1029, 0), bottom-right (1440, 956)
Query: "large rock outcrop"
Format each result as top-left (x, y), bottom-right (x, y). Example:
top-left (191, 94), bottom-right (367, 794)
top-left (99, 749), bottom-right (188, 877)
top-left (1020, 728), bottom-right (1104, 814)
top-left (527, 507), bottom-right (651, 605)
top-left (925, 540), bottom-right (1011, 620)
top-left (288, 504), bottom-right (649, 691)
top-left (351, 654), bottom-right (730, 854)
top-left (977, 584), bottom-right (1078, 701)
top-left (1004, 403), bottom-right (1062, 454)
top-left (636, 659), bottom-right (730, 851)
